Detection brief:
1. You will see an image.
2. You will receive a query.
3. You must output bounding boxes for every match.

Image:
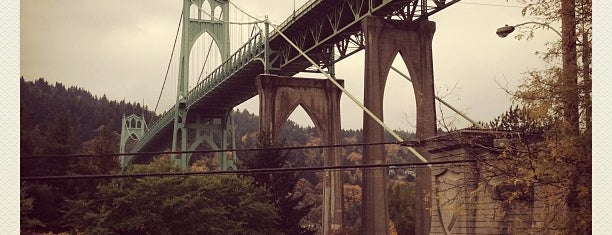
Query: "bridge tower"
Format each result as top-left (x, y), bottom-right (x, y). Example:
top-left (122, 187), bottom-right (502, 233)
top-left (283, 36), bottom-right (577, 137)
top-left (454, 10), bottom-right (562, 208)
top-left (361, 17), bottom-right (437, 235)
top-left (172, 0), bottom-right (234, 170)
top-left (119, 114), bottom-right (147, 168)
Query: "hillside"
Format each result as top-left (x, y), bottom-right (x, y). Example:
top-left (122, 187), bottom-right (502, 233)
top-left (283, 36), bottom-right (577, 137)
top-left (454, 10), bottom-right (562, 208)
top-left (21, 77), bottom-right (418, 163)
top-left (20, 78), bottom-right (418, 233)
top-left (20, 78), bottom-right (156, 155)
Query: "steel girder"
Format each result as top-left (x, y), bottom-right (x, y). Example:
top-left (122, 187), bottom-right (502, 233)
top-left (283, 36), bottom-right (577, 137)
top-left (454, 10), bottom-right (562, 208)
top-left (126, 0), bottom-right (461, 168)
top-left (268, 0), bottom-right (460, 73)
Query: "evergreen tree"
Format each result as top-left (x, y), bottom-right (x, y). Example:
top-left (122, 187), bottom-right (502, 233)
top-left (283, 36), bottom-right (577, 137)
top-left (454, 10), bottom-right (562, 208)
top-left (239, 132), bottom-right (315, 235)
top-left (20, 185), bottom-right (45, 233)
top-left (388, 181), bottom-right (415, 235)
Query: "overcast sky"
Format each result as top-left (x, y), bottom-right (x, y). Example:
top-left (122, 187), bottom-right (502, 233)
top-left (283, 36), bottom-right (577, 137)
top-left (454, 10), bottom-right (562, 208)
top-left (20, 0), bottom-right (560, 131)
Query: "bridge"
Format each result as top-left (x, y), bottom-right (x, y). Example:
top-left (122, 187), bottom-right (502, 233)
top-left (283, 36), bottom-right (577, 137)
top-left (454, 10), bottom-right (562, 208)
top-left (119, 0), bottom-right (461, 234)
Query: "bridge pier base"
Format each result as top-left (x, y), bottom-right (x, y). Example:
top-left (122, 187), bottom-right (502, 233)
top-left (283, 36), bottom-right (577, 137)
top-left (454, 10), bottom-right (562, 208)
top-left (257, 74), bottom-right (344, 234)
top-left (172, 109), bottom-right (236, 171)
top-left (187, 111), bottom-right (236, 170)
top-left (361, 17), bottom-right (437, 235)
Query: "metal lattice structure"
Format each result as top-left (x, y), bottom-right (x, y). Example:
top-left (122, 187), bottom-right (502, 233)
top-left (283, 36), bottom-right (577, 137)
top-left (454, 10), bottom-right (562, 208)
top-left (122, 0), bottom-right (460, 167)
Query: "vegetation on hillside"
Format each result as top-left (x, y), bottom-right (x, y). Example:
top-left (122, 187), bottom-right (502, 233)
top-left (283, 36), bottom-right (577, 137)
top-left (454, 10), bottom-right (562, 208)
top-left (20, 78), bottom-right (418, 234)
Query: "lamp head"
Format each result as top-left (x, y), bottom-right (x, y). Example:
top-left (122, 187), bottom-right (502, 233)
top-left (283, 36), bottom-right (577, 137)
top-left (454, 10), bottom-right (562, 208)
top-left (496, 25), bottom-right (515, 38)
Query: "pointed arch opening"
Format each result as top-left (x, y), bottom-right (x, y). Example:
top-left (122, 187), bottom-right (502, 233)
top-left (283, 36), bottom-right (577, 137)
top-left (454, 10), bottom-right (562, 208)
top-left (278, 104), bottom-right (324, 227)
top-left (383, 53), bottom-right (417, 134)
top-left (201, 1), bottom-right (212, 20)
top-left (279, 104), bottom-right (322, 150)
top-left (188, 133), bottom-right (221, 171)
top-left (123, 133), bottom-right (140, 154)
top-left (188, 32), bottom-right (223, 90)
top-left (213, 6), bottom-right (223, 21)
top-left (382, 52), bottom-right (419, 235)
top-left (189, 3), bottom-right (199, 19)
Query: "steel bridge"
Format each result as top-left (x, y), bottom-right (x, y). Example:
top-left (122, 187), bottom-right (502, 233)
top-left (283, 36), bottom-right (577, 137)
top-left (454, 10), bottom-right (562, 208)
top-left (119, 0), bottom-right (460, 234)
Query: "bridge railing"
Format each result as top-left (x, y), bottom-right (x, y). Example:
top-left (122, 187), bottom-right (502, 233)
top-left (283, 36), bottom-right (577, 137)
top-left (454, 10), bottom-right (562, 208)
top-left (273, 0), bottom-right (320, 36)
top-left (129, 31), bottom-right (264, 154)
top-left (187, 30), bottom-right (265, 106)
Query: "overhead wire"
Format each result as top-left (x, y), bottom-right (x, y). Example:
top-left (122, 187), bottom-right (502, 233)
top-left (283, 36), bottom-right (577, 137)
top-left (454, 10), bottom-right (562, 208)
top-left (22, 141), bottom-right (417, 159)
top-left (20, 159), bottom-right (477, 181)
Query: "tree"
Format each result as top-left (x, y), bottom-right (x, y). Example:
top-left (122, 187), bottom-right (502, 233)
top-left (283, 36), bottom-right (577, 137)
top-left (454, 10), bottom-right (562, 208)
top-left (238, 132), bottom-right (315, 235)
top-left (21, 114), bottom-right (78, 233)
top-left (487, 105), bottom-right (544, 132)
top-left (73, 125), bottom-right (120, 175)
top-left (511, 0), bottom-right (591, 233)
top-left (388, 181), bottom-right (415, 235)
top-left (20, 185), bottom-right (45, 233)
top-left (467, 1), bottom-right (593, 233)
top-left (62, 157), bottom-right (279, 235)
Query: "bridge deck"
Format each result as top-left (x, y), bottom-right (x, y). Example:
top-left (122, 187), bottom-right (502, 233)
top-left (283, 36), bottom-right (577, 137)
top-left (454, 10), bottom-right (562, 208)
top-left (126, 0), bottom-right (459, 162)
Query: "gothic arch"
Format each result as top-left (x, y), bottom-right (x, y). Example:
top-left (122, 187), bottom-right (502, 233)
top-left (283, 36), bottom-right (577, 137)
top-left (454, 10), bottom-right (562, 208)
top-left (360, 16), bottom-right (437, 235)
top-left (274, 101), bottom-right (327, 144)
top-left (182, 0), bottom-right (230, 61)
top-left (189, 3), bottom-right (199, 19)
top-left (257, 74), bottom-right (344, 233)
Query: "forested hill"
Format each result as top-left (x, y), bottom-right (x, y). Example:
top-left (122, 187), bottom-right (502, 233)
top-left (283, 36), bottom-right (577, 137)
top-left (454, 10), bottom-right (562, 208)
top-left (20, 77), bottom-right (419, 234)
top-left (21, 77), bottom-right (417, 156)
top-left (20, 77), bottom-right (157, 155)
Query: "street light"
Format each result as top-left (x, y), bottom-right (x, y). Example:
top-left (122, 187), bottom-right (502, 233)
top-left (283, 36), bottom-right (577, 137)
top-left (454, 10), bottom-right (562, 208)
top-left (496, 17), bottom-right (581, 134)
top-left (496, 21), bottom-right (562, 38)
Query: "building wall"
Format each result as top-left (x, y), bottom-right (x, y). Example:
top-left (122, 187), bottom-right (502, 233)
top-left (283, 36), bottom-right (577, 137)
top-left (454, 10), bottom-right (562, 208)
top-left (426, 131), bottom-right (545, 235)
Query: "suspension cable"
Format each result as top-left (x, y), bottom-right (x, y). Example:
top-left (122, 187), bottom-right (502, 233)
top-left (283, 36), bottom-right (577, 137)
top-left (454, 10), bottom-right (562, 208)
top-left (154, 10), bottom-right (183, 114)
top-left (389, 66), bottom-right (485, 129)
top-left (199, 9), bottom-right (263, 25)
top-left (228, 0), bottom-right (263, 21)
top-left (196, 40), bottom-right (215, 84)
top-left (268, 21), bottom-right (430, 164)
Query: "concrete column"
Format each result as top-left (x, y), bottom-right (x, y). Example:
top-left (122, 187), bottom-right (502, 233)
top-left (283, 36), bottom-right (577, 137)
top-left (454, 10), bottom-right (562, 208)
top-left (257, 74), bottom-right (344, 234)
top-left (361, 17), bottom-right (437, 235)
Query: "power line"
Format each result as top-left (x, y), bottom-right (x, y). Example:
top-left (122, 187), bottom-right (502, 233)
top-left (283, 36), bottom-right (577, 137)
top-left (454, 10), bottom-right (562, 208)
top-left (20, 159), bottom-right (476, 181)
top-left (21, 141), bottom-right (422, 160)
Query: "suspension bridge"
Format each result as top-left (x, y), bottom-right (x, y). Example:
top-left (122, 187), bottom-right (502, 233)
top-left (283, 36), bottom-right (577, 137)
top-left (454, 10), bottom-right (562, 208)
top-left (118, 0), bottom-right (461, 234)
